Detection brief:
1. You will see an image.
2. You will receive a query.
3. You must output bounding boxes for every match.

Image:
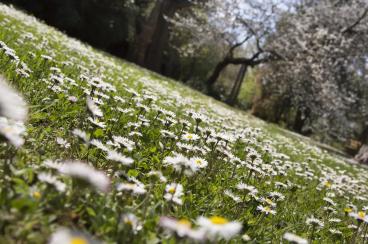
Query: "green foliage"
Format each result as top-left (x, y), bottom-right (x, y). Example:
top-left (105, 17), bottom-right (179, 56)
top-left (237, 68), bottom-right (260, 110)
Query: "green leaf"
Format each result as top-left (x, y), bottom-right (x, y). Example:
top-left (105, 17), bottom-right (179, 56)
top-left (127, 169), bottom-right (139, 177)
top-left (86, 207), bottom-right (96, 217)
top-left (146, 232), bottom-right (159, 244)
top-left (93, 129), bottom-right (104, 138)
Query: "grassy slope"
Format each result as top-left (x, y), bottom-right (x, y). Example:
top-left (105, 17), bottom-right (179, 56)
top-left (0, 4), bottom-right (367, 243)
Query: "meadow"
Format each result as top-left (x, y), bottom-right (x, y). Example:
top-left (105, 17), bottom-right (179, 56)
top-left (0, 4), bottom-right (368, 243)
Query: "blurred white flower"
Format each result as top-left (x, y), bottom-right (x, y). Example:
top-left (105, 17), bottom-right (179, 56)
top-left (86, 96), bottom-right (103, 117)
top-left (197, 216), bottom-right (242, 240)
top-left (57, 161), bottom-right (110, 192)
top-left (0, 75), bottom-right (28, 121)
top-left (159, 217), bottom-right (205, 240)
top-left (283, 232), bottom-right (308, 244)
top-left (0, 117), bottom-right (26, 147)
top-left (38, 172), bottom-right (66, 192)
top-left (117, 182), bottom-right (146, 195)
top-left (121, 213), bottom-right (143, 234)
top-left (106, 149), bottom-right (134, 165)
top-left (72, 128), bottom-right (89, 143)
top-left (49, 227), bottom-right (100, 244)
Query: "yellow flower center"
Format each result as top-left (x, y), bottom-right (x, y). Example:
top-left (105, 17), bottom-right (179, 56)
top-left (33, 191), bottom-right (41, 199)
top-left (265, 198), bottom-right (274, 205)
top-left (325, 181), bottom-right (331, 188)
top-left (3, 126), bottom-right (13, 133)
top-left (125, 219), bottom-right (133, 226)
top-left (70, 237), bottom-right (88, 244)
top-left (195, 159), bottom-right (202, 165)
top-left (178, 219), bottom-right (191, 228)
top-left (209, 216), bottom-right (229, 225)
top-left (344, 207), bottom-right (352, 213)
top-left (264, 206), bottom-right (271, 212)
top-left (168, 187), bottom-right (176, 194)
top-left (358, 211), bottom-right (366, 219)
top-left (187, 135), bottom-right (193, 139)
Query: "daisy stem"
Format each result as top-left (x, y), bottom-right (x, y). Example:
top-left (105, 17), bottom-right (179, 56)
top-left (256, 213), bottom-right (265, 225)
top-left (231, 163), bottom-right (237, 179)
top-left (309, 225), bottom-right (316, 242)
top-left (352, 223), bottom-right (361, 244)
top-left (362, 224), bottom-right (368, 244)
top-left (142, 184), bottom-right (153, 219)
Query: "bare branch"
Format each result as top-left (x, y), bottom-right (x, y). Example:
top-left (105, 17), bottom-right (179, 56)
top-left (342, 7), bottom-right (368, 34)
top-left (228, 34), bottom-right (252, 56)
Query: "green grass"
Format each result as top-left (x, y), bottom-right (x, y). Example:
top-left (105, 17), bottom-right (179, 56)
top-left (237, 68), bottom-right (260, 109)
top-left (0, 4), bottom-right (367, 244)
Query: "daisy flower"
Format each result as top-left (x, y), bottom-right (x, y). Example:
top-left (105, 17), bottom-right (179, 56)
top-left (260, 198), bottom-right (277, 208)
top-left (147, 170), bottom-right (167, 182)
top-left (283, 232), bottom-right (308, 244)
top-left (0, 75), bottom-right (28, 122)
top-left (224, 190), bottom-right (241, 203)
top-left (189, 157), bottom-right (208, 171)
top-left (117, 182), bottom-right (146, 195)
top-left (57, 161), bottom-right (110, 193)
top-left (106, 149), bottom-right (134, 165)
top-left (306, 216), bottom-right (324, 228)
top-left (163, 153), bottom-right (190, 172)
top-left (328, 218), bottom-right (341, 224)
top-left (164, 183), bottom-right (184, 205)
top-left (236, 183), bottom-right (258, 195)
top-left (269, 191), bottom-right (285, 201)
top-left (87, 117), bottom-right (106, 129)
top-left (349, 211), bottom-right (368, 223)
top-left (68, 96), bottom-right (78, 103)
top-left (56, 137), bottom-right (70, 148)
top-left (182, 133), bottom-right (200, 142)
top-left (329, 229), bottom-right (342, 236)
top-left (197, 216), bottom-right (242, 240)
top-left (29, 185), bottom-right (42, 200)
top-left (48, 227), bottom-right (100, 244)
top-left (0, 117), bottom-right (26, 147)
top-left (72, 128), bottom-right (89, 143)
top-left (121, 213), bottom-right (143, 234)
top-left (323, 197), bottom-right (336, 206)
top-left (257, 205), bottom-right (277, 215)
top-left (38, 172), bottom-right (66, 192)
top-left (90, 139), bottom-right (109, 152)
top-left (159, 217), bottom-right (204, 240)
top-left (112, 135), bottom-right (135, 151)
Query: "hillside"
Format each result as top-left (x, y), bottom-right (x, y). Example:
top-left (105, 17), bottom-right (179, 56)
top-left (0, 4), bottom-right (367, 243)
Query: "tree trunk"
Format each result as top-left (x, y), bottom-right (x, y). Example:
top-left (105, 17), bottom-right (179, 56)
top-left (133, 0), bottom-right (191, 70)
top-left (226, 64), bottom-right (247, 105)
top-left (355, 144), bottom-right (368, 164)
top-left (182, 58), bottom-right (197, 83)
top-left (206, 60), bottom-right (228, 96)
top-left (359, 126), bottom-right (368, 143)
top-left (133, 0), bottom-right (164, 66)
top-left (205, 50), bottom-right (269, 99)
top-left (144, 0), bottom-right (181, 72)
top-left (144, 14), bottom-right (168, 71)
top-left (293, 107), bottom-right (310, 133)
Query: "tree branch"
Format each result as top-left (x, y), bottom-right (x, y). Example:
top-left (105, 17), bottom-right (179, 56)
top-left (225, 55), bottom-right (269, 66)
top-left (228, 34), bottom-right (252, 56)
top-left (342, 7), bottom-right (368, 34)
